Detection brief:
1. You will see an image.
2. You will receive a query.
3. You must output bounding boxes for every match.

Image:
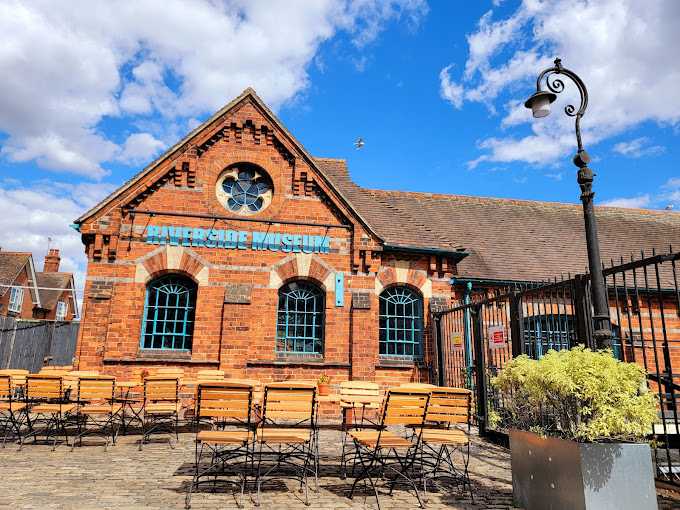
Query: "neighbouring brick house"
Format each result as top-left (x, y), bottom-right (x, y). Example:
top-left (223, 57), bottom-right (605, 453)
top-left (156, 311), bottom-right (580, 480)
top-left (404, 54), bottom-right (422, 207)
top-left (72, 88), bottom-right (680, 386)
top-left (0, 248), bottom-right (78, 321)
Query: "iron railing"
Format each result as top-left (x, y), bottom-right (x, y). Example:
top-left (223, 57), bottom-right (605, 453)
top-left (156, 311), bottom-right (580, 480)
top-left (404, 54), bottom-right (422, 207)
top-left (433, 247), bottom-right (680, 487)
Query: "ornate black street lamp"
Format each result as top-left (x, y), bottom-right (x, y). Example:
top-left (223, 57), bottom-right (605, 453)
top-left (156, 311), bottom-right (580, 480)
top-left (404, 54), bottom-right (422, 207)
top-left (525, 58), bottom-right (613, 350)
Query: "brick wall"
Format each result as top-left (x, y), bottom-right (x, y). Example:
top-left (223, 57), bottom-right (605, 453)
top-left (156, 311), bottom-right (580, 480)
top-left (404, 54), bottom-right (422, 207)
top-left (75, 93), bottom-right (458, 388)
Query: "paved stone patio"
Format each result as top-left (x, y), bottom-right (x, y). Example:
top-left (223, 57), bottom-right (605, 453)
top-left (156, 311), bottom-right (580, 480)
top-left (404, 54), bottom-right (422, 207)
top-left (1, 424), bottom-right (678, 509)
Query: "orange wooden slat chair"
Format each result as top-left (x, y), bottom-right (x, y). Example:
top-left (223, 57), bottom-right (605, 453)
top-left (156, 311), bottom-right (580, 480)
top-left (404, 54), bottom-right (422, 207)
top-left (71, 376), bottom-right (121, 451)
top-left (348, 388), bottom-right (431, 510)
top-left (20, 374), bottom-right (77, 450)
top-left (338, 381), bottom-right (382, 478)
top-left (0, 374), bottom-right (27, 447)
top-left (139, 376), bottom-right (181, 450)
top-left (186, 382), bottom-right (256, 509)
top-left (419, 387), bottom-right (474, 503)
top-left (255, 384), bottom-right (317, 506)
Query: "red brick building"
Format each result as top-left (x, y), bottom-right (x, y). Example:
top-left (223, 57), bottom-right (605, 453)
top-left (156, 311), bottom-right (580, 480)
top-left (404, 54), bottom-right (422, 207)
top-left (72, 89), bottom-right (680, 386)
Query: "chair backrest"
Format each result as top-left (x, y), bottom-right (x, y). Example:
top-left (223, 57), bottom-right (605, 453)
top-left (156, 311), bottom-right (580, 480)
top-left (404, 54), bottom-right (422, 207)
top-left (399, 383), bottom-right (437, 389)
top-left (25, 375), bottom-right (64, 400)
top-left (225, 378), bottom-right (262, 391)
top-left (0, 369), bottom-right (29, 388)
top-left (426, 388), bottom-right (472, 427)
top-left (0, 375), bottom-right (11, 401)
top-left (78, 376), bottom-right (116, 402)
top-left (196, 369), bottom-right (225, 382)
top-left (156, 367), bottom-right (185, 378)
top-left (262, 385), bottom-right (316, 426)
top-left (340, 381), bottom-right (380, 397)
top-left (381, 388), bottom-right (430, 426)
top-left (39, 366), bottom-right (61, 371)
top-left (144, 377), bottom-right (179, 402)
top-left (59, 365), bottom-right (74, 371)
top-left (196, 383), bottom-right (253, 424)
top-left (64, 370), bottom-right (99, 383)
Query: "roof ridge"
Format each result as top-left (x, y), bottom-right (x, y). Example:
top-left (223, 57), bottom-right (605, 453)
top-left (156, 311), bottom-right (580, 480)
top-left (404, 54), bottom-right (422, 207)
top-left (365, 188), bottom-right (679, 214)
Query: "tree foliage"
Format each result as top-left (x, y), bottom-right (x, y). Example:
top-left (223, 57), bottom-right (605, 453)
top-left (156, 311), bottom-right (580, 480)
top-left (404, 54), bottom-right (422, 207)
top-left (491, 346), bottom-right (658, 443)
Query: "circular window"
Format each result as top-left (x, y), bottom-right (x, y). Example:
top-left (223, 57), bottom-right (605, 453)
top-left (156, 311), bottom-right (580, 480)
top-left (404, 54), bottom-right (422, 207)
top-left (215, 163), bottom-right (273, 215)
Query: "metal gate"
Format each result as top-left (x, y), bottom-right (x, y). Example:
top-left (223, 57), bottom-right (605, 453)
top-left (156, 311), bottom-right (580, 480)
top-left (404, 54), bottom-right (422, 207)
top-left (433, 248), bottom-right (680, 488)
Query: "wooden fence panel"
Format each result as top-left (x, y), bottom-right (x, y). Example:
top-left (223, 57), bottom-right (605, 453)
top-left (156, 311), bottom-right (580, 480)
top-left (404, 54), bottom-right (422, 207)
top-left (0, 317), bottom-right (79, 371)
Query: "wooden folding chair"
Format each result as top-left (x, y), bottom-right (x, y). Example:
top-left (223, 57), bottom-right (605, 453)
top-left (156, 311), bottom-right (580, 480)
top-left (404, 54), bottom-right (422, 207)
top-left (20, 374), bottom-right (76, 450)
top-left (348, 388), bottom-right (430, 510)
top-left (419, 387), bottom-right (474, 502)
top-left (71, 376), bottom-right (121, 451)
top-left (140, 376), bottom-right (180, 450)
top-left (339, 381), bottom-right (383, 478)
top-left (0, 375), bottom-right (27, 447)
top-left (186, 382), bottom-right (255, 509)
top-left (255, 384), bottom-right (317, 506)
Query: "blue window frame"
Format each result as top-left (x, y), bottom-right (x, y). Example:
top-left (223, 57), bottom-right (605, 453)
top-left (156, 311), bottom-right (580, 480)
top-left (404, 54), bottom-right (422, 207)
top-left (276, 281), bottom-right (325, 354)
top-left (379, 286), bottom-right (423, 357)
top-left (142, 274), bottom-right (197, 350)
top-left (524, 315), bottom-right (621, 359)
top-left (222, 167), bottom-right (272, 213)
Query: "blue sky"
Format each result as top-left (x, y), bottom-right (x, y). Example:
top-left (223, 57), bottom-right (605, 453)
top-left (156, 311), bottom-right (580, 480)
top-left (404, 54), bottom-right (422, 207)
top-left (1, 0), bottom-right (679, 309)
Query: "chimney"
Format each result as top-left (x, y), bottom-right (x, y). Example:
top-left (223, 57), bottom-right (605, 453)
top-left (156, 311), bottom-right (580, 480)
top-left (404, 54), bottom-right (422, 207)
top-left (43, 248), bottom-right (61, 273)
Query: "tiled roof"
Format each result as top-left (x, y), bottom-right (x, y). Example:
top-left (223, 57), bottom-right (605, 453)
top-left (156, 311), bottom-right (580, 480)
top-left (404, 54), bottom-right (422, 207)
top-left (316, 158), bottom-right (680, 282)
top-left (35, 272), bottom-right (72, 311)
top-left (0, 252), bottom-right (31, 298)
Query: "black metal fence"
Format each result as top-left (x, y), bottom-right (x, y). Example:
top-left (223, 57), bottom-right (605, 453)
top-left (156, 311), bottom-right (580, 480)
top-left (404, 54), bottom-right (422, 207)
top-left (0, 317), bottom-right (79, 372)
top-left (432, 248), bottom-right (680, 487)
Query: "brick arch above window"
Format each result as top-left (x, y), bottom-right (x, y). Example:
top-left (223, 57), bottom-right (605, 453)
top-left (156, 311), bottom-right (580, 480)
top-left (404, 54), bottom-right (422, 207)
top-left (134, 245), bottom-right (210, 285)
top-left (375, 259), bottom-right (432, 298)
top-left (269, 252), bottom-right (335, 292)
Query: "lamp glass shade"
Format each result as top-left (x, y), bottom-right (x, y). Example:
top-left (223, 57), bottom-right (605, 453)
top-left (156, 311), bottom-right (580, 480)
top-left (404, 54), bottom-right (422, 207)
top-left (531, 94), bottom-right (552, 118)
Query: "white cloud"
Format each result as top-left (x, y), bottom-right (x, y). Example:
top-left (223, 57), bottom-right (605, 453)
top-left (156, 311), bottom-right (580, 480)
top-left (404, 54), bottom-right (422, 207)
top-left (0, 0), bottom-right (427, 176)
top-left (440, 65), bottom-right (464, 108)
top-left (440, 0), bottom-right (680, 168)
top-left (612, 137), bottom-right (665, 158)
top-left (600, 195), bottom-right (651, 208)
top-left (0, 180), bottom-right (118, 311)
top-left (117, 133), bottom-right (167, 165)
top-left (545, 172), bottom-right (563, 181)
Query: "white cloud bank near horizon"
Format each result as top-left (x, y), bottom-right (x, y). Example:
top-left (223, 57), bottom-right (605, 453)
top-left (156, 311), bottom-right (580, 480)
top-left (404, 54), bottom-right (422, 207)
top-left (439, 0), bottom-right (680, 171)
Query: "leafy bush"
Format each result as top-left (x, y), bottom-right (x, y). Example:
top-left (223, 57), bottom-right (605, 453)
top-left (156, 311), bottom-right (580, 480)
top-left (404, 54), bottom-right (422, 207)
top-left (491, 345), bottom-right (658, 443)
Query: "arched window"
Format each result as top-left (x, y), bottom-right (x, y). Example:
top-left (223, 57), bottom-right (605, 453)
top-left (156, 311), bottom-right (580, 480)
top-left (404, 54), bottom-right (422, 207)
top-left (142, 274), bottom-right (197, 350)
top-left (379, 286), bottom-right (423, 357)
top-left (276, 281), bottom-right (325, 354)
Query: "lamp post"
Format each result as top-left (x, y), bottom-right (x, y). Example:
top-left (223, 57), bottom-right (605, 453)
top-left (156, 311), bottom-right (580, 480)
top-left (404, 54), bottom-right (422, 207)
top-left (525, 58), bottom-right (613, 350)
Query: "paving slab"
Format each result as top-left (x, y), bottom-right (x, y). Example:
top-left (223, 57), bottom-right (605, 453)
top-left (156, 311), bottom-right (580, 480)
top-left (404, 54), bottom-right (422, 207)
top-left (1, 424), bottom-right (678, 509)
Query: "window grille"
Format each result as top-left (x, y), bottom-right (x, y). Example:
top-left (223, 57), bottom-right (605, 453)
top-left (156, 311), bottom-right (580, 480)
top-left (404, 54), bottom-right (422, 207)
top-left (8, 288), bottom-right (23, 313)
top-left (56, 300), bottom-right (68, 321)
top-left (379, 286), bottom-right (423, 357)
top-left (276, 281), bottom-right (325, 354)
top-left (142, 274), bottom-right (197, 350)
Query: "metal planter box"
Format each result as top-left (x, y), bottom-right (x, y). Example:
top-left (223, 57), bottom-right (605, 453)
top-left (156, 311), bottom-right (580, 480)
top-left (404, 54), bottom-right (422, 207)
top-left (509, 429), bottom-right (657, 510)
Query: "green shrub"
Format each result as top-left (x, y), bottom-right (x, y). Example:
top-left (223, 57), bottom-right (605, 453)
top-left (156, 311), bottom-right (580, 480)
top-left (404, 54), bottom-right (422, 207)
top-left (491, 345), bottom-right (658, 443)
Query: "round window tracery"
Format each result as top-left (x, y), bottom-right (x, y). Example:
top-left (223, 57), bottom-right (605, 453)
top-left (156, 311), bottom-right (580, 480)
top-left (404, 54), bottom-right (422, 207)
top-left (215, 163), bottom-right (273, 216)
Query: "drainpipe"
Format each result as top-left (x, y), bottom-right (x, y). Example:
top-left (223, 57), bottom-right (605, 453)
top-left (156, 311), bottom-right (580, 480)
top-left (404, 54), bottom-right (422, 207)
top-left (463, 282), bottom-right (474, 391)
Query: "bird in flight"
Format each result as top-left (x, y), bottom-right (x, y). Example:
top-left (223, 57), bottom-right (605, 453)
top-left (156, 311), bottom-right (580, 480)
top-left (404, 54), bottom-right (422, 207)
top-left (665, 205), bottom-right (674, 210)
top-left (354, 137), bottom-right (365, 150)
